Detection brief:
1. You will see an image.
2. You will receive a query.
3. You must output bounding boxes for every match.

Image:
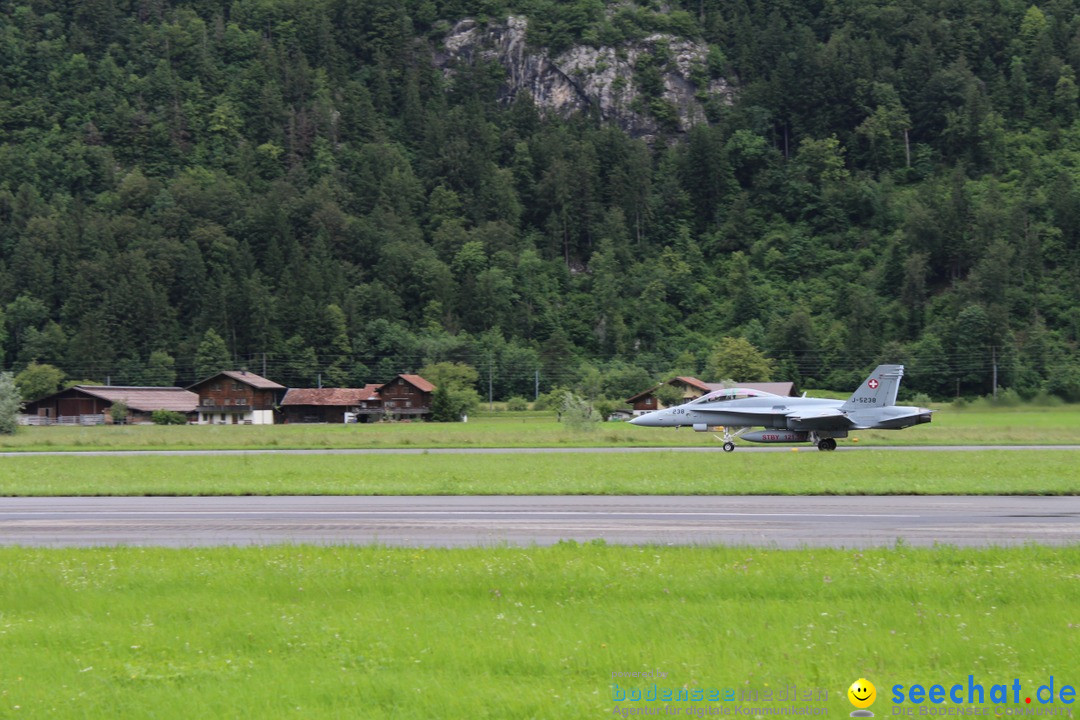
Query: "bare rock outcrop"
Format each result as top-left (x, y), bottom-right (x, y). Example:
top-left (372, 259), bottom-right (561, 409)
top-left (436, 16), bottom-right (733, 140)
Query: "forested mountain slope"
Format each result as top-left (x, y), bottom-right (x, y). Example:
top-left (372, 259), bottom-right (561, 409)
top-left (1, 0), bottom-right (1079, 401)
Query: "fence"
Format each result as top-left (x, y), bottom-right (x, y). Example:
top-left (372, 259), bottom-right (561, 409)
top-left (19, 414), bottom-right (106, 426)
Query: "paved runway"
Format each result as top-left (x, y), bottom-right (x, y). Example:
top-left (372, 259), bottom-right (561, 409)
top-left (2, 495), bottom-right (1078, 548)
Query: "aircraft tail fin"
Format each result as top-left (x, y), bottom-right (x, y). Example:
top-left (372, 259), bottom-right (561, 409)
top-left (841, 365), bottom-right (904, 411)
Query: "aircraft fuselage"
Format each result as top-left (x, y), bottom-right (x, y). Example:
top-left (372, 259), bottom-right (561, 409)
top-left (627, 366), bottom-right (933, 451)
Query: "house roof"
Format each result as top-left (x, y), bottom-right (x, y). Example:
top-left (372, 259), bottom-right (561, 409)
top-left (675, 376), bottom-right (712, 392)
top-left (625, 376), bottom-right (710, 403)
top-left (281, 388), bottom-right (380, 407)
top-left (75, 386), bottom-right (200, 413)
top-left (188, 370), bottom-right (285, 391)
top-left (359, 383), bottom-right (383, 400)
top-left (705, 381), bottom-right (797, 397)
top-left (625, 384), bottom-right (663, 403)
top-left (626, 378), bottom-right (799, 403)
top-left (394, 374), bottom-right (435, 393)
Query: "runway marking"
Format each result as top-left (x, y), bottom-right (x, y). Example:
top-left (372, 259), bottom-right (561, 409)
top-left (0, 510), bottom-right (921, 518)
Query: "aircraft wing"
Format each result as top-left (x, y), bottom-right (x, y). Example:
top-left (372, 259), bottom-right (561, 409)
top-left (690, 406), bottom-right (780, 422)
top-left (672, 400), bottom-right (858, 432)
top-left (688, 405), bottom-right (850, 431)
top-left (784, 407), bottom-right (855, 431)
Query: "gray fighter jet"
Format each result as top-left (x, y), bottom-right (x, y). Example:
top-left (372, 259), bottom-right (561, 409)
top-left (628, 364), bottom-right (932, 451)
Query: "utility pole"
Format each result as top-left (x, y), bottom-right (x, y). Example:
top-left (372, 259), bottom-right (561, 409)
top-left (535, 370), bottom-right (540, 401)
top-left (488, 356), bottom-right (494, 411)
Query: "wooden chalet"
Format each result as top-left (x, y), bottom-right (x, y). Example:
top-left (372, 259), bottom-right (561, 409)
top-left (378, 374), bottom-right (436, 420)
top-left (626, 377), bottom-right (798, 416)
top-left (187, 370), bottom-right (285, 425)
top-left (21, 386), bottom-right (199, 425)
top-left (279, 375), bottom-right (436, 423)
top-left (280, 385), bottom-right (381, 424)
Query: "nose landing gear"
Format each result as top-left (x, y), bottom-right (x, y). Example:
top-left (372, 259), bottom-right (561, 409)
top-left (713, 426), bottom-right (748, 452)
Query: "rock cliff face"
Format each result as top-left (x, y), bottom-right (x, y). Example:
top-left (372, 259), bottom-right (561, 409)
top-left (436, 16), bottom-right (733, 140)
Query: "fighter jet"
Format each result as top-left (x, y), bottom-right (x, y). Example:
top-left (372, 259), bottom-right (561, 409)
top-left (628, 364), bottom-right (932, 451)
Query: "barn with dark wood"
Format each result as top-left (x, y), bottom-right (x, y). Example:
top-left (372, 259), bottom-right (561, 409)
top-left (21, 386), bottom-right (200, 425)
top-left (378, 374), bottom-right (436, 420)
top-left (280, 386), bottom-right (381, 424)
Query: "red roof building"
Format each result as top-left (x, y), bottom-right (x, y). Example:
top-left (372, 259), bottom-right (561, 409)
top-left (279, 375), bottom-right (436, 423)
top-left (377, 374), bottom-right (437, 419)
top-left (280, 386), bottom-right (382, 424)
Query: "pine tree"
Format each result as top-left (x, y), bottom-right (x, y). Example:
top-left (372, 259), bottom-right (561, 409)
top-left (429, 384), bottom-right (456, 422)
top-left (194, 330), bottom-right (231, 381)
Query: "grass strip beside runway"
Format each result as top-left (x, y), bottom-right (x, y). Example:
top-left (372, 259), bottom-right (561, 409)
top-left (0, 544), bottom-right (1075, 719)
top-left (1, 450), bottom-right (1078, 495)
top-left (0, 405), bottom-right (1077, 452)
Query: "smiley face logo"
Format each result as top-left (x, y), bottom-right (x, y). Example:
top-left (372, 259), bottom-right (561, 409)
top-left (848, 678), bottom-right (877, 709)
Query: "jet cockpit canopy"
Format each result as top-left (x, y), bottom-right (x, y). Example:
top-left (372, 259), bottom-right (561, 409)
top-left (688, 388), bottom-right (782, 405)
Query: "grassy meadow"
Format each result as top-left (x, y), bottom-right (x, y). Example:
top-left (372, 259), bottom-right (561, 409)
top-left (0, 544), bottom-right (1075, 719)
top-left (1, 404), bottom-right (1079, 453)
top-left (1, 448), bottom-right (1078, 495)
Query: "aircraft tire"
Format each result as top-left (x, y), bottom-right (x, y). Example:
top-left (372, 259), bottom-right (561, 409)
top-left (722, 442), bottom-right (735, 453)
top-left (817, 438), bottom-right (837, 452)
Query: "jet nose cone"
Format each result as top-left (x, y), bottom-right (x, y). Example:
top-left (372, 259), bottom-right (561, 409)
top-left (628, 413), bottom-right (654, 426)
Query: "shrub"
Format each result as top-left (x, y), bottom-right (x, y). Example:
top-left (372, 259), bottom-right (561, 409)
top-left (506, 396), bottom-right (529, 411)
top-left (109, 400), bottom-right (129, 424)
top-left (909, 393), bottom-right (934, 407)
top-left (534, 387), bottom-right (569, 411)
top-left (990, 388), bottom-right (1022, 407)
top-left (592, 397), bottom-right (627, 421)
top-left (560, 391), bottom-right (599, 432)
top-left (1031, 391), bottom-right (1065, 407)
top-left (151, 410), bottom-right (188, 425)
top-left (0, 372), bottom-right (21, 435)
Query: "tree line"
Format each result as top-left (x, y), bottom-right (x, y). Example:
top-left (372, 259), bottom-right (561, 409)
top-left (1, 0), bottom-right (1079, 406)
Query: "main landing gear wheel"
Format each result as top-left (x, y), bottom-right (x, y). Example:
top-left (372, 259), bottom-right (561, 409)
top-left (817, 438), bottom-right (837, 452)
top-left (722, 442), bottom-right (736, 453)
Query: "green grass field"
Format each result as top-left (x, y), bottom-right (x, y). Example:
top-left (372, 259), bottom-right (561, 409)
top-left (1, 449), bottom-right (1078, 495)
top-left (0, 544), bottom-right (1075, 719)
top-left (2, 405), bottom-right (1078, 452)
